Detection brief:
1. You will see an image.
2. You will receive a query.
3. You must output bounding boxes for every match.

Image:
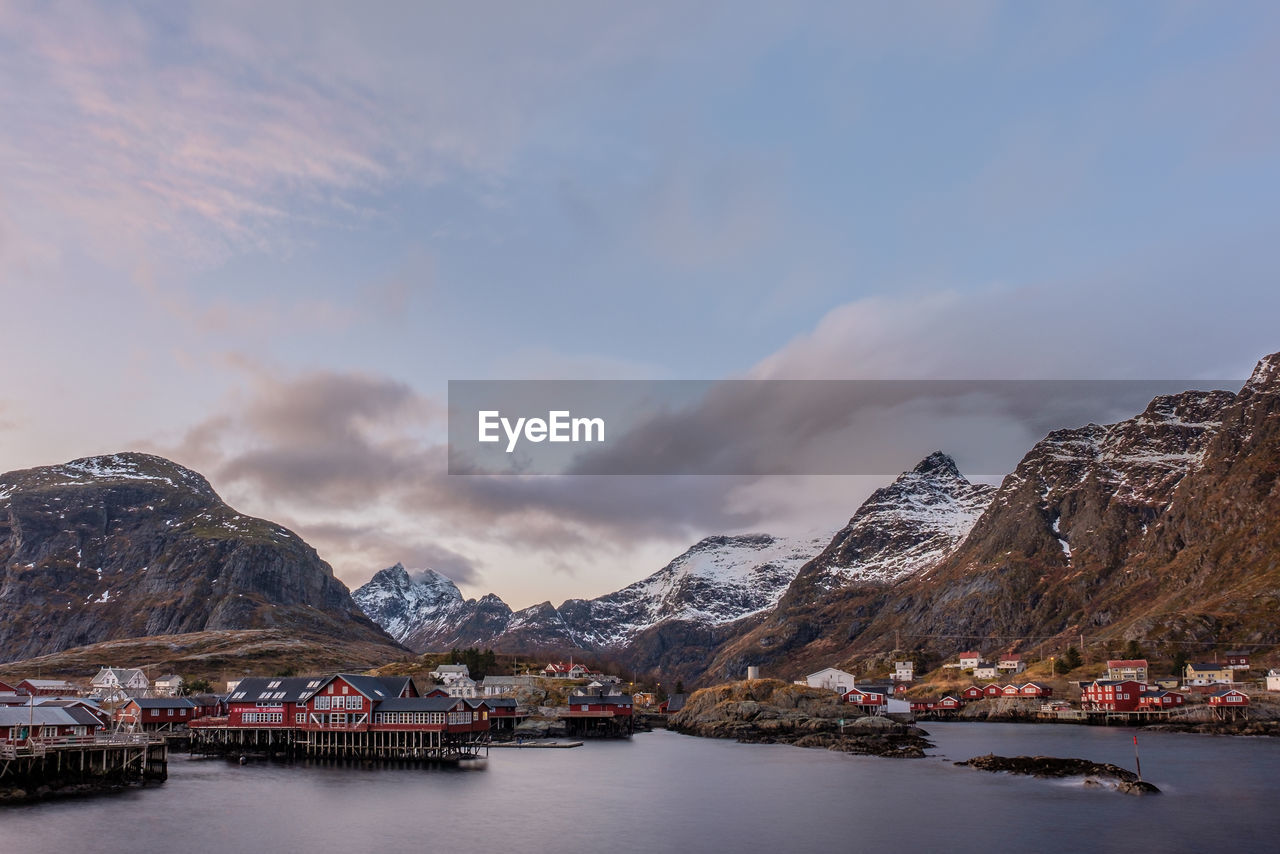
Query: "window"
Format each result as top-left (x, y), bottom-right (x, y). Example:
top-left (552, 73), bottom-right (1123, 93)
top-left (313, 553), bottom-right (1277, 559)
top-left (267, 680), bottom-right (281, 688)
top-left (150, 709), bottom-right (159, 717)
top-left (167, 708), bottom-right (174, 717)
top-left (342, 685), bottom-right (349, 695)
top-left (314, 696), bottom-right (330, 710)
top-left (296, 713), bottom-right (306, 724)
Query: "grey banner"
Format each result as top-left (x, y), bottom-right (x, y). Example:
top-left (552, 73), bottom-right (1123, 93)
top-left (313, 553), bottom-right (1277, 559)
top-left (447, 379), bottom-right (1241, 476)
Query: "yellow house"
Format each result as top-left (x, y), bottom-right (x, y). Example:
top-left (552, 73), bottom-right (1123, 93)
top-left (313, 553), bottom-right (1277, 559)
top-left (1184, 662), bottom-right (1234, 686)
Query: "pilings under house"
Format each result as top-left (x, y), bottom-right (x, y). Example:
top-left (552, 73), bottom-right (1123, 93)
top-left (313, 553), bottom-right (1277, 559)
top-left (189, 725), bottom-right (490, 762)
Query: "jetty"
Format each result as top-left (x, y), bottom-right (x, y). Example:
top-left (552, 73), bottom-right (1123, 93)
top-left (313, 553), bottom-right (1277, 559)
top-left (0, 734), bottom-right (167, 801)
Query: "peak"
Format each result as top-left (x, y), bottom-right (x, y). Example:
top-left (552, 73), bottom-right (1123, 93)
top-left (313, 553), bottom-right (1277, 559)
top-left (407, 568), bottom-right (459, 589)
top-left (371, 563), bottom-right (411, 584)
top-left (2, 451), bottom-right (219, 498)
top-left (910, 451), bottom-right (962, 480)
top-left (1244, 351), bottom-right (1280, 392)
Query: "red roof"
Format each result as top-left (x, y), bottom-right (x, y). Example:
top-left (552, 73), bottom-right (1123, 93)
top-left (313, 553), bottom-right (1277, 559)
top-left (1106, 659), bottom-right (1148, 668)
top-left (958, 651), bottom-right (980, 658)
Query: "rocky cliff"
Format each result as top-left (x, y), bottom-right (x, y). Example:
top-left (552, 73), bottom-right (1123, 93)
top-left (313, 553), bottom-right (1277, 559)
top-left (0, 453), bottom-right (401, 662)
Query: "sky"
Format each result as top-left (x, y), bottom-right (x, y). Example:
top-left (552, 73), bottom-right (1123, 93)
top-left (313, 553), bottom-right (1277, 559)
top-left (1, 1), bottom-right (1278, 608)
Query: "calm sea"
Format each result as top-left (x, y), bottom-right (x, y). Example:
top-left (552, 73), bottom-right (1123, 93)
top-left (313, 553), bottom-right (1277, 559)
top-left (4, 723), bottom-right (1278, 853)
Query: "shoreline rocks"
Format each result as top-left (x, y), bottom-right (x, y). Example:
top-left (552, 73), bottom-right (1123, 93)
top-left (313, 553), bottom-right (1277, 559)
top-left (957, 754), bottom-right (1160, 795)
top-left (669, 679), bottom-right (934, 758)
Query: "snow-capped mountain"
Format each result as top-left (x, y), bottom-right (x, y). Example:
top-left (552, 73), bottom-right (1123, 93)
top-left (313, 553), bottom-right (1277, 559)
top-left (554, 532), bottom-right (831, 648)
top-left (703, 452), bottom-right (995, 680)
top-left (351, 564), bottom-right (471, 644)
top-left (793, 451), bottom-right (995, 592)
top-left (352, 532), bottom-right (829, 654)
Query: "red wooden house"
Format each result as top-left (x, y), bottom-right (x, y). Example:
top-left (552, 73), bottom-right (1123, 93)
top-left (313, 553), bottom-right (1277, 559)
top-left (16, 679), bottom-right (77, 696)
top-left (0, 679), bottom-right (16, 694)
top-left (1136, 690), bottom-right (1185, 711)
top-left (117, 697), bottom-right (198, 730)
top-left (475, 696), bottom-right (521, 729)
top-left (567, 694), bottom-right (633, 716)
top-left (224, 676), bottom-right (328, 728)
top-left (1, 705), bottom-right (102, 742)
top-left (843, 687), bottom-right (887, 710)
top-left (1208, 689), bottom-right (1250, 707)
top-left (1080, 680), bottom-right (1145, 712)
top-left (1019, 682), bottom-right (1053, 698)
top-left (983, 684), bottom-right (1003, 698)
top-left (961, 685), bottom-right (984, 700)
top-left (936, 695), bottom-right (963, 712)
top-left (370, 695), bottom-right (490, 734)
top-left (1001, 684), bottom-right (1021, 697)
top-left (1225, 652), bottom-right (1251, 671)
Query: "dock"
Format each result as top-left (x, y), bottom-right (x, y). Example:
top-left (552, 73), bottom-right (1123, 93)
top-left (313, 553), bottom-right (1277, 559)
top-left (490, 740), bottom-right (583, 749)
top-left (0, 734), bottom-right (167, 800)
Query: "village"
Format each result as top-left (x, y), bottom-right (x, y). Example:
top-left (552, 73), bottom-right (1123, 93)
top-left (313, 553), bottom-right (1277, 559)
top-left (800, 649), bottom-right (1276, 725)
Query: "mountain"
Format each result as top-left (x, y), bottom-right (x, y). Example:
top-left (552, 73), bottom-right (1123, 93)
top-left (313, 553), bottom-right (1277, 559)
top-left (0, 453), bottom-right (402, 663)
top-left (703, 451), bottom-right (996, 681)
top-left (352, 531), bottom-right (830, 658)
top-left (709, 353), bottom-right (1280, 681)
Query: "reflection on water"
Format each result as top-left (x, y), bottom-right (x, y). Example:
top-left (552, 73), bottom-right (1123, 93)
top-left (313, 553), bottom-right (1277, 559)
top-left (4, 724), bottom-right (1279, 854)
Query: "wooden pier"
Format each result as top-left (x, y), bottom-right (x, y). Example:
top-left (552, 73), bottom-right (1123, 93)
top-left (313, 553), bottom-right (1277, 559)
top-left (0, 735), bottom-right (167, 800)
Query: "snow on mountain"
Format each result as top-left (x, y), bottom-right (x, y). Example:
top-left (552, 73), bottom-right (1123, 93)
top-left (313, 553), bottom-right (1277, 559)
top-left (797, 451), bottom-right (995, 590)
top-left (352, 564), bottom-right (467, 644)
top-left (354, 532), bottom-right (829, 653)
top-left (555, 532), bottom-right (831, 648)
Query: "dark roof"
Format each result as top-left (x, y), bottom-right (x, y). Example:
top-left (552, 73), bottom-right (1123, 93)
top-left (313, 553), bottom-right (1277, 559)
top-left (128, 697), bottom-right (197, 709)
top-left (480, 697), bottom-right (518, 709)
top-left (663, 694), bottom-right (687, 712)
top-left (1210, 688), bottom-right (1247, 698)
top-left (329, 674), bottom-right (401, 701)
top-left (1188, 662), bottom-right (1227, 670)
top-left (227, 676), bottom-right (322, 704)
top-left (375, 676), bottom-right (416, 698)
top-left (569, 694), bottom-right (632, 706)
top-left (376, 697), bottom-right (466, 713)
top-left (63, 705), bottom-right (107, 727)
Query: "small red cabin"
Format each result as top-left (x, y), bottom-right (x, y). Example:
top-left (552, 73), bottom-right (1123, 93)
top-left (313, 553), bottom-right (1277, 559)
top-left (983, 684), bottom-right (1003, 698)
top-left (1019, 682), bottom-right (1053, 698)
top-left (843, 687), bottom-right (887, 709)
top-left (117, 697), bottom-right (198, 730)
top-left (1208, 689), bottom-right (1249, 706)
top-left (961, 685), bottom-right (984, 700)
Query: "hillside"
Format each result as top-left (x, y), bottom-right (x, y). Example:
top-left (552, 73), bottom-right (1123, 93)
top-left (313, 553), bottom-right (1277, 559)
top-left (0, 453), bottom-right (402, 663)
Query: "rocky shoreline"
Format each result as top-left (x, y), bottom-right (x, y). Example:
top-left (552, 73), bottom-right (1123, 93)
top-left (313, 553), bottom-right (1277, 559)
top-left (957, 754), bottom-right (1161, 794)
top-left (669, 679), bottom-right (933, 758)
top-left (1, 778), bottom-right (161, 804)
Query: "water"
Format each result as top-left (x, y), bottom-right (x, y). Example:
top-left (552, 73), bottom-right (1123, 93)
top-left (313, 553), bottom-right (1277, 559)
top-left (4, 724), bottom-right (1278, 853)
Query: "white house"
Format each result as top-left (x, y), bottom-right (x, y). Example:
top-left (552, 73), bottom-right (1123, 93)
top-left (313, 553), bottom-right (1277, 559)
top-left (997, 655), bottom-right (1026, 674)
top-left (91, 667), bottom-right (149, 696)
top-left (430, 664), bottom-right (471, 684)
top-left (805, 668), bottom-right (857, 694)
top-left (974, 664), bottom-right (1000, 680)
top-left (153, 674), bottom-right (183, 696)
top-left (481, 676), bottom-right (517, 696)
top-left (1266, 669), bottom-right (1280, 692)
top-left (443, 676), bottom-right (478, 699)
top-left (958, 652), bottom-right (982, 670)
top-left (891, 661), bottom-right (914, 682)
